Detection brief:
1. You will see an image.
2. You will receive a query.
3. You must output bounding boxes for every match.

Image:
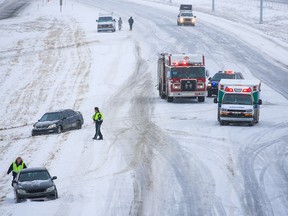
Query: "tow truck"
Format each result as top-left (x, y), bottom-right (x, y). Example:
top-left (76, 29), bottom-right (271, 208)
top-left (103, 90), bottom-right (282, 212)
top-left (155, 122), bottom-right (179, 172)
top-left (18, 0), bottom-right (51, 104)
top-left (213, 79), bottom-right (262, 126)
top-left (157, 53), bottom-right (209, 103)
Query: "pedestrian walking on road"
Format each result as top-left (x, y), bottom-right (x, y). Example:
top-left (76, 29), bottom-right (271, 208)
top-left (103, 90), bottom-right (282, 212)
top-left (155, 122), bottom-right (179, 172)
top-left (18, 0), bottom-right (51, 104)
top-left (7, 157), bottom-right (27, 186)
top-left (118, 17), bottom-right (123, 31)
top-left (92, 107), bottom-right (104, 140)
top-left (128, 16), bottom-right (134, 31)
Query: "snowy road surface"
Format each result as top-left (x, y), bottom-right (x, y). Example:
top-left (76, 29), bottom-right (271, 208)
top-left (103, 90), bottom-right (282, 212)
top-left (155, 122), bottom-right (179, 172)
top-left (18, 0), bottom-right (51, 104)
top-left (0, 0), bottom-right (288, 215)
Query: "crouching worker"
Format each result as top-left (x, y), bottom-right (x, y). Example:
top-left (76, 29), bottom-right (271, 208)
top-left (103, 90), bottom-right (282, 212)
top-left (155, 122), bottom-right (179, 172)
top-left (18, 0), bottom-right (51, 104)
top-left (7, 157), bottom-right (27, 186)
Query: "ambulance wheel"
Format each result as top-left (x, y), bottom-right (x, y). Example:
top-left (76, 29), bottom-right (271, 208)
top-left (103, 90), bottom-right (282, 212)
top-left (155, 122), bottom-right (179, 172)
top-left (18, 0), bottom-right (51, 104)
top-left (220, 121), bottom-right (226, 126)
top-left (248, 121), bottom-right (255, 126)
top-left (167, 97), bottom-right (173, 102)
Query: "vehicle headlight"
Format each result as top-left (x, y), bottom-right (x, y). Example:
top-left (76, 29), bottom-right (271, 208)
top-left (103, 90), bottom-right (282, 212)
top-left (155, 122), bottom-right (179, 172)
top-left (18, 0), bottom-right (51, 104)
top-left (46, 186), bottom-right (55, 192)
top-left (173, 83), bottom-right (181, 89)
top-left (48, 124), bottom-right (56, 129)
top-left (180, 18), bottom-right (184, 23)
top-left (17, 189), bottom-right (27, 194)
top-left (207, 83), bottom-right (212, 87)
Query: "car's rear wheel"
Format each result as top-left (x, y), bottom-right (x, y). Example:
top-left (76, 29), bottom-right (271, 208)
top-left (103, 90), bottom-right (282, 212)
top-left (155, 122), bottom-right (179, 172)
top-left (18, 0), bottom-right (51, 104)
top-left (76, 121), bottom-right (82, 129)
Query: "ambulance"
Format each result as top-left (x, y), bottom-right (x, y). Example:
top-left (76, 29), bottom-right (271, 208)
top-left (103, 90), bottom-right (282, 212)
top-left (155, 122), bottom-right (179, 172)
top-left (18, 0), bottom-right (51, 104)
top-left (213, 79), bottom-right (262, 126)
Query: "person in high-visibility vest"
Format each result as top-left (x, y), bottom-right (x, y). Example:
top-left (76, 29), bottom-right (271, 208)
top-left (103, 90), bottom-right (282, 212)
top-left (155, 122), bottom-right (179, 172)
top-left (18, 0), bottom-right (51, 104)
top-left (92, 107), bottom-right (104, 140)
top-left (7, 157), bottom-right (27, 181)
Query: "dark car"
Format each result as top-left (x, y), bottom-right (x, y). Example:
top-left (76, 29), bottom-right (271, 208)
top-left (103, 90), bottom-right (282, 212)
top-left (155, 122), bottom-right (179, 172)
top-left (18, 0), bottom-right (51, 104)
top-left (13, 167), bottom-right (58, 203)
top-left (32, 109), bottom-right (84, 136)
top-left (207, 70), bottom-right (244, 97)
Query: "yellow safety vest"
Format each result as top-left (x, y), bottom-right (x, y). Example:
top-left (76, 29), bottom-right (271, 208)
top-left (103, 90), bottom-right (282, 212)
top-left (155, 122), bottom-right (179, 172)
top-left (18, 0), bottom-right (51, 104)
top-left (12, 162), bottom-right (24, 173)
top-left (92, 112), bottom-right (103, 121)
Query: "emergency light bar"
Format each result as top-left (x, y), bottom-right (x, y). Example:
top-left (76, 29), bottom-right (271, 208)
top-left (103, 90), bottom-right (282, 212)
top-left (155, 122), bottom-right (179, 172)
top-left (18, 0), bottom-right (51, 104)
top-left (167, 53), bottom-right (204, 66)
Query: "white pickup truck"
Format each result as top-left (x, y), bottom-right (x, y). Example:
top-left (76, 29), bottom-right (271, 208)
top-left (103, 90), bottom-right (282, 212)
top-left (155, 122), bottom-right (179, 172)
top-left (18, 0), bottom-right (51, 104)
top-left (96, 13), bottom-right (116, 32)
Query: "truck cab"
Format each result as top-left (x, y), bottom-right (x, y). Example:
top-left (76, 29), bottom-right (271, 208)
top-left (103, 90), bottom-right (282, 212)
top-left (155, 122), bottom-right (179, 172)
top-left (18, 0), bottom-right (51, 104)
top-left (214, 79), bottom-right (262, 126)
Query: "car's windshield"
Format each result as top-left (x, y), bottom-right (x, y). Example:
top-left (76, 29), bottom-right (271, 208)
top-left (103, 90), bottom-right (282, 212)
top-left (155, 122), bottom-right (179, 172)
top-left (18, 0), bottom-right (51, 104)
top-left (181, 13), bottom-right (193, 17)
top-left (212, 73), bottom-right (235, 81)
top-left (18, 171), bottom-right (50, 182)
top-left (40, 112), bottom-right (62, 121)
top-left (170, 67), bottom-right (205, 78)
top-left (222, 94), bottom-right (252, 105)
top-left (98, 17), bottom-right (113, 22)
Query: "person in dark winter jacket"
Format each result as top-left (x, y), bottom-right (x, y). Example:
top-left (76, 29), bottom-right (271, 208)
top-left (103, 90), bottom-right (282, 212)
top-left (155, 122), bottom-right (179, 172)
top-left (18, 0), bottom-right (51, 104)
top-left (128, 16), bottom-right (134, 31)
top-left (7, 157), bottom-right (27, 180)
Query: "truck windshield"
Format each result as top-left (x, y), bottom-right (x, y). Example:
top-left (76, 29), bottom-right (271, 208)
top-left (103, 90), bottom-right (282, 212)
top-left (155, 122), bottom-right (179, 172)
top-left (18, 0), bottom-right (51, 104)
top-left (98, 17), bottom-right (113, 22)
top-left (170, 67), bottom-right (205, 78)
top-left (222, 94), bottom-right (252, 105)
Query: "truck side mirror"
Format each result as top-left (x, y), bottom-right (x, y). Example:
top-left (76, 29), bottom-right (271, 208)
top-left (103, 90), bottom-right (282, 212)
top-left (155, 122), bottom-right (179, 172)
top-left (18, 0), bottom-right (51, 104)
top-left (96, 20), bottom-right (98, 22)
top-left (206, 70), bottom-right (210, 77)
top-left (208, 77), bottom-right (212, 81)
top-left (258, 99), bottom-right (262, 105)
top-left (213, 98), bottom-right (218, 103)
top-left (194, 16), bottom-right (197, 18)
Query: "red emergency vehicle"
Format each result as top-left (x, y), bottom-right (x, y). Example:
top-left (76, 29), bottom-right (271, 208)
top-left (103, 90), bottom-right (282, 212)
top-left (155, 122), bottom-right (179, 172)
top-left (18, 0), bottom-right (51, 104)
top-left (157, 53), bottom-right (208, 102)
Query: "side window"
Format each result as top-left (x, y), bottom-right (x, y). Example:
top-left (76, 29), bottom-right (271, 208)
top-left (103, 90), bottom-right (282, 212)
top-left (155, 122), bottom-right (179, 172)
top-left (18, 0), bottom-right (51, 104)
top-left (67, 110), bottom-right (76, 117)
top-left (62, 111), bottom-right (69, 119)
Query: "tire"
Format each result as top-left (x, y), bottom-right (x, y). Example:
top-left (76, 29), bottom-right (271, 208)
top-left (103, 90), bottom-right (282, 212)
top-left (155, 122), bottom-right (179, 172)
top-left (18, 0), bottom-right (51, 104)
top-left (16, 195), bottom-right (22, 203)
top-left (57, 126), bottom-right (62, 134)
top-left (167, 96), bottom-right (173, 102)
top-left (220, 121), bottom-right (226, 126)
top-left (198, 96), bottom-right (205, 102)
top-left (248, 121), bottom-right (254, 126)
top-left (76, 121), bottom-right (82, 129)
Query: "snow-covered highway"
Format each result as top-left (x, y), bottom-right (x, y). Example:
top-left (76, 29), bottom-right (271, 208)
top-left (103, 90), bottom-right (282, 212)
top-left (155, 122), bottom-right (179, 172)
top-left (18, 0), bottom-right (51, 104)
top-left (0, 0), bottom-right (288, 215)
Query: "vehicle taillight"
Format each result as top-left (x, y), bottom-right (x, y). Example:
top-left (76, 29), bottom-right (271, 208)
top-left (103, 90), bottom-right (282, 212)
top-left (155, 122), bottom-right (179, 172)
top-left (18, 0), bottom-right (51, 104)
top-left (242, 87), bottom-right (252, 92)
top-left (225, 87), bottom-right (234, 92)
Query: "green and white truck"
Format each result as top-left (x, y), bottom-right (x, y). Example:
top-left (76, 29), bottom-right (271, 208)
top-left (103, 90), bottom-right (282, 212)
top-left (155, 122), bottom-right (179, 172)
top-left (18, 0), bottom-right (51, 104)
top-left (213, 79), bottom-right (262, 126)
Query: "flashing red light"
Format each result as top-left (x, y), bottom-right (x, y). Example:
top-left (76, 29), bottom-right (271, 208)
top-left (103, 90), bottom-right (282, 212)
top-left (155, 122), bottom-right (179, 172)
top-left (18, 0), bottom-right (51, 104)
top-left (173, 61), bottom-right (179, 66)
top-left (242, 87), bottom-right (252, 92)
top-left (183, 61), bottom-right (187, 65)
top-left (225, 87), bottom-right (234, 92)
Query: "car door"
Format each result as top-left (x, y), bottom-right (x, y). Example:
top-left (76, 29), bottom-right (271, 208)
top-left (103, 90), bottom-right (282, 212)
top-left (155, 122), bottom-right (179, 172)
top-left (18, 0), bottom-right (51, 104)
top-left (67, 109), bottom-right (77, 129)
top-left (61, 110), bottom-right (71, 130)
